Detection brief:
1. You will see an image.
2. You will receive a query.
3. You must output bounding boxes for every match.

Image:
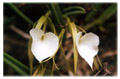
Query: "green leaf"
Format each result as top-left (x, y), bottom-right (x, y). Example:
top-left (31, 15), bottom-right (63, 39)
top-left (48, 3), bottom-right (64, 25)
top-left (4, 52), bottom-right (29, 75)
top-left (48, 3), bottom-right (61, 25)
top-left (55, 4), bottom-right (65, 25)
top-left (63, 6), bottom-right (86, 16)
top-left (7, 3), bottom-right (34, 25)
top-left (98, 4), bottom-right (117, 22)
top-left (85, 4), bottom-right (102, 22)
top-left (84, 4), bottom-right (117, 30)
top-left (64, 11), bottom-right (86, 16)
top-left (63, 6), bottom-right (86, 13)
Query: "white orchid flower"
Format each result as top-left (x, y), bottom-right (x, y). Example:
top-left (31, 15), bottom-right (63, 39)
top-left (30, 28), bottom-right (59, 62)
top-left (76, 32), bottom-right (99, 69)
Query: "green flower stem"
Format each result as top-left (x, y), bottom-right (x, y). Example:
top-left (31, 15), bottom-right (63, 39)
top-left (46, 16), bottom-right (57, 35)
top-left (76, 25), bottom-right (87, 33)
top-left (7, 3), bottom-right (34, 25)
top-left (64, 16), bottom-right (78, 73)
top-left (4, 52), bottom-right (29, 75)
top-left (28, 38), bottom-right (34, 75)
top-left (94, 57), bottom-right (99, 70)
top-left (35, 11), bottom-right (50, 29)
top-left (60, 47), bottom-right (74, 74)
top-left (97, 55), bottom-right (103, 68)
top-left (45, 15), bottom-right (73, 74)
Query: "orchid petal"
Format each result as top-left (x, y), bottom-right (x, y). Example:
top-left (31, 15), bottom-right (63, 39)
top-left (76, 32), bottom-right (99, 69)
top-left (30, 29), bottom-right (44, 41)
top-left (30, 29), bottom-right (59, 62)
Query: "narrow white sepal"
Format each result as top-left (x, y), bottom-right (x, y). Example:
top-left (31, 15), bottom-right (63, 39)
top-left (30, 29), bottom-right (59, 62)
top-left (76, 32), bottom-right (99, 69)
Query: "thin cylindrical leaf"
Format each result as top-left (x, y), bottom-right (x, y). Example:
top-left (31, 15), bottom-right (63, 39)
top-left (48, 4), bottom-right (61, 24)
top-left (7, 3), bottom-right (34, 25)
top-left (4, 52), bottom-right (29, 75)
top-left (48, 4), bottom-right (64, 25)
top-left (84, 4), bottom-right (117, 30)
top-left (85, 4), bottom-right (102, 22)
top-left (98, 4), bottom-right (117, 21)
top-left (63, 6), bottom-right (86, 13)
top-left (55, 4), bottom-right (65, 25)
top-left (64, 11), bottom-right (86, 16)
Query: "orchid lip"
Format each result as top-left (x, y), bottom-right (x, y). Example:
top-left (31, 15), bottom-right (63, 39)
top-left (30, 28), bottom-right (59, 62)
top-left (76, 32), bottom-right (99, 69)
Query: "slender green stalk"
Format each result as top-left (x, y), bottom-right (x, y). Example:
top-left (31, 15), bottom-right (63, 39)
top-left (47, 16), bottom-right (57, 35)
top-left (94, 57), bottom-right (99, 70)
top-left (97, 55), bottom-right (103, 68)
top-left (28, 38), bottom-right (34, 75)
top-left (53, 56), bottom-right (59, 70)
top-left (7, 3), bottom-right (34, 25)
top-left (4, 52), bottom-right (29, 75)
top-left (60, 47), bottom-right (74, 74)
top-left (76, 25), bottom-right (87, 33)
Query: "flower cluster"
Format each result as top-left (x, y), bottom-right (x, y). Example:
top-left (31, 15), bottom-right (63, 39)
top-left (30, 28), bottom-right (99, 69)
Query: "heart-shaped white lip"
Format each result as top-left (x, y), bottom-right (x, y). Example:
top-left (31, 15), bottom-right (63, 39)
top-left (30, 29), bottom-right (59, 62)
top-left (76, 32), bottom-right (99, 69)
